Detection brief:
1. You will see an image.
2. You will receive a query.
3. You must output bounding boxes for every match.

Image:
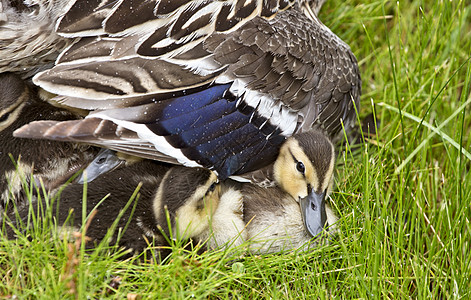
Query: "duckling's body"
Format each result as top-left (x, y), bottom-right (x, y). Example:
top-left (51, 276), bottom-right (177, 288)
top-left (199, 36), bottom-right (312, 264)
top-left (196, 180), bottom-right (338, 254)
top-left (54, 160), bottom-right (170, 255)
top-left (0, 72), bottom-right (98, 214)
top-left (244, 185), bottom-right (332, 254)
top-left (224, 181), bottom-right (337, 254)
top-left (5, 160), bottom-right (224, 258)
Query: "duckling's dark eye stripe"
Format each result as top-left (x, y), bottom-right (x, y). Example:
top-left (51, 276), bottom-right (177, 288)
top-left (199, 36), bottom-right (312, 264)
top-left (288, 149), bottom-right (306, 176)
top-left (207, 182), bottom-right (217, 194)
top-left (1, 99), bottom-right (24, 116)
top-left (0, 101), bottom-right (25, 124)
top-left (288, 149), bottom-right (298, 163)
top-left (0, 112), bottom-right (9, 123)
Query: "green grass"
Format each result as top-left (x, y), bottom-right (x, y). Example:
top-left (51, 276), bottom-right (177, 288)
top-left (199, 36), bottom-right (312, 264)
top-left (1, 0), bottom-right (471, 298)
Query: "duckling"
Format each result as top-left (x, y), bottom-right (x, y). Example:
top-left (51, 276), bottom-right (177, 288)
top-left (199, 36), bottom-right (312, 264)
top-left (202, 131), bottom-right (339, 252)
top-left (208, 181), bottom-right (338, 254)
top-left (0, 72), bottom-right (98, 214)
top-left (12, 0), bottom-right (358, 235)
top-left (4, 159), bottom-right (227, 258)
top-left (5, 155), bottom-right (336, 256)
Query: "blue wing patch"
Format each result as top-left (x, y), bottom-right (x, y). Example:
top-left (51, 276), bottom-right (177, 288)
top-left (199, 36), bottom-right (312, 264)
top-left (106, 84), bottom-right (287, 179)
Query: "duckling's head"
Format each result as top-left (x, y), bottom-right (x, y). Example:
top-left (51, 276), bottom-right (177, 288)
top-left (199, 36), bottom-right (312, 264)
top-left (273, 130), bottom-right (335, 237)
top-left (153, 166), bottom-right (221, 239)
top-left (0, 73), bottom-right (34, 203)
top-left (0, 73), bottom-right (80, 161)
top-left (0, 73), bottom-right (29, 133)
top-left (0, 73), bottom-right (98, 208)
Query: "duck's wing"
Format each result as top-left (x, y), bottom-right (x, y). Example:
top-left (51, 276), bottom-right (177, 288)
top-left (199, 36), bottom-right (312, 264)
top-left (35, 0), bottom-right (359, 122)
top-left (25, 0), bottom-right (360, 178)
top-left (34, 0), bottom-right (297, 104)
top-left (14, 83), bottom-right (288, 178)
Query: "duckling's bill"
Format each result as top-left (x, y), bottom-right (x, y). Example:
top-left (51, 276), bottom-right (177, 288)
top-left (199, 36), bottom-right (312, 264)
top-left (300, 189), bottom-right (328, 237)
top-left (77, 148), bottom-right (123, 183)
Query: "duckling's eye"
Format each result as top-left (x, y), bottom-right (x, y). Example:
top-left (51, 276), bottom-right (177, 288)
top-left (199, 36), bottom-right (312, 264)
top-left (0, 112), bottom-right (10, 123)
top-left (296, 161), bottom-right (305, 174)
top-left (205, 182), bottom-right (217, 196)
top-left (208, 182), bottom-right (216, 192)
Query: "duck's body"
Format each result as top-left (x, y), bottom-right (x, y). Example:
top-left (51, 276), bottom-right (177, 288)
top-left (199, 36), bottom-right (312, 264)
top-left (0, 0), bottom-right (73, 78)
top-left (0, 72), bottom-right (98, 214)
top-left (12, 0), bottom-right (360, 179)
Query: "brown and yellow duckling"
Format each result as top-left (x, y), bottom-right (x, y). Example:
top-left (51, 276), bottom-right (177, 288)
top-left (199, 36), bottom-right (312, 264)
top-left (0, 72), bottom-right (98, 214)
top-left (214, 181), bottom-right (338, 254)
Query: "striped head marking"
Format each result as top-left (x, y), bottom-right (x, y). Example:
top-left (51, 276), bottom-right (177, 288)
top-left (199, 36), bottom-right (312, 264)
top-left (153, 166), bottom-right (220, 239)
top-left (0, 73), bottom-right (29, 132)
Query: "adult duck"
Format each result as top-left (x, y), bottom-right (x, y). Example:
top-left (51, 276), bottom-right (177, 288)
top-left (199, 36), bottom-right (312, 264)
top-left (10, 0), bottom-right (361, 235)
